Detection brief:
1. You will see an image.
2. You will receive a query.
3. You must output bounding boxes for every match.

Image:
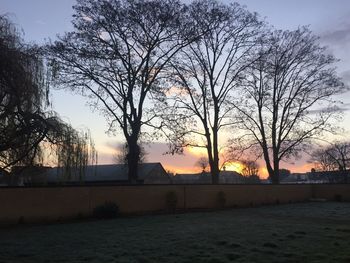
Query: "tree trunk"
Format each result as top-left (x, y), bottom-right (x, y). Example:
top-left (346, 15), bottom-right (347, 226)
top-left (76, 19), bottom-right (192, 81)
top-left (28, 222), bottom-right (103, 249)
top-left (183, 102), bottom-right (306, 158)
top-left (261, 145), bottom-right (277, 184)
top-left (211, 164), bottom-right (220, 184)
top-left (207, 150), bottom-right (219, 184)
top-left (269, 163), bottom-right (280, 184)
top-left (212, 127), bottom-right (220, 184)
top-left (126, 136), bottom-right (140, 184)
top-left (205, 129), bottom-right (220, 184)
top-left (271, 157), bottom-right (280, 184)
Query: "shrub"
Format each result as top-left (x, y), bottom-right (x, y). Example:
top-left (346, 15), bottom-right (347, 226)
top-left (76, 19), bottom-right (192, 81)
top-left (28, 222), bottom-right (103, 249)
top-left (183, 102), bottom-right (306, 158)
top-left (165, 191), bottom-right (178, 211)
top-left (217, 191), bottom-right (226, 208)
top-left (334, 194), bottom-right (343, 202)
top-left (92, 201), bottom-right (119, 219)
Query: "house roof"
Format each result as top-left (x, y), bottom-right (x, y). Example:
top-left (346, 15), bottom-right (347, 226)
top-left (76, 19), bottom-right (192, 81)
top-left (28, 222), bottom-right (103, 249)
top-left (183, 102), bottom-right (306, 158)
top-left (173, 171), bottom-right (243, 183)
top-left (46, 163), bottom-right (166, 182)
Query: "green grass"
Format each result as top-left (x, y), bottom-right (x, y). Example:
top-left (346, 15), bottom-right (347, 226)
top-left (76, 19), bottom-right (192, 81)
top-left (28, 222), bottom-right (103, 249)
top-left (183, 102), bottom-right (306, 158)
top-left (1, 202), bottom-right (350, 262)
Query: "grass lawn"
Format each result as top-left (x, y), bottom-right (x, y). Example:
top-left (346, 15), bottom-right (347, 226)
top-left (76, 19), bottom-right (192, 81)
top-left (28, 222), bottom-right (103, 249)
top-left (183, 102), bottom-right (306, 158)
top-left (1, 202), bottom-right (350, 262)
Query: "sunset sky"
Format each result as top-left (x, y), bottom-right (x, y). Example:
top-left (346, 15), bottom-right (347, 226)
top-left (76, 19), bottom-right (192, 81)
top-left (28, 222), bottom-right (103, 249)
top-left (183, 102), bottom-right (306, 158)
top-left (1, 0), bottom-right (350, 176)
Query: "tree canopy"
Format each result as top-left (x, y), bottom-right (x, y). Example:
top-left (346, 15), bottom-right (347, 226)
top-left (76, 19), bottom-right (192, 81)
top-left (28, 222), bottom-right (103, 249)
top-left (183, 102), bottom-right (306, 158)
top-left (161, 0), bottom-right (263, 183)
top-left (48, 0), bottom-right (200, 182)
top-left (45, 0), bottom-right (346, 184)
top-left (231, 27), bottom-right (345, 183)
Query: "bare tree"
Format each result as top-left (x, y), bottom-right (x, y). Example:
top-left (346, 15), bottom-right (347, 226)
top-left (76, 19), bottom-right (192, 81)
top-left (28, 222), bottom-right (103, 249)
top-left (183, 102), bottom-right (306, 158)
top-left (232, 27), bottom-right (346, 184)
top-left (311, 147), bottom-right (338, 172)
top-left (241, 159), bottom-right (259, 177)
top-left (163, 0), bottom-right (263, 184)
top-left (195, 156), bottom-right (209, 173)
top-left (311, 141), bottom-right (350, 183)
top-left (48, 0), bottom-right (199, 183)
top-left (239, 159), bottom-right (260, 184)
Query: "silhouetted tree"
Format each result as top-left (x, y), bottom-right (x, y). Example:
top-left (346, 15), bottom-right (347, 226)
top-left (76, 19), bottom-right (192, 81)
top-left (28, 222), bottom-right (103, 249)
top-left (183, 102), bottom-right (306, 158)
top-left (241, 159), bottom-right (259, 177)
top-left (311, 147), bottom-right (338, 172)
top-left (232, 27), bottom-right (345, 184)
top-left (48, 0), bottom-right (199, 183)
top-left (0, 14), bottom-right (53, 170)
top-left (163, 0), bottom-right (263, 184)
top-left (311, 141), bottom-right (350, 183)
top-left (240, 159), bottom-right (260, 184)
top-left (114, 142), bottom-right (147, 165)
top-left (54, 125), bottom-right (97, 182)
top-left (195, 156), bottom-right (209, 173)
top-left (0, 15), bottom-right (97, 182)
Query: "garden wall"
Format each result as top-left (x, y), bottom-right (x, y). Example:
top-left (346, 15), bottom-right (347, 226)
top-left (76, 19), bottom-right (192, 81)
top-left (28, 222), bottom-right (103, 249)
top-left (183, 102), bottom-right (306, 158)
top-left (0, 184), bottom-right (348, 224)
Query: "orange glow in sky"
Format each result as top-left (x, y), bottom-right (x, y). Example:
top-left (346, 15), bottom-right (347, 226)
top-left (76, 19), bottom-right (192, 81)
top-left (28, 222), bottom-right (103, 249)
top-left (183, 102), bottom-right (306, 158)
top-left (97, 141), bottom-right (316, 178)
top-left (223, 161), bottom-right (244, 174)
top-left (186, 146), bottom-right (208, 157)
top-left (3, 0), bottom-right (349, 182)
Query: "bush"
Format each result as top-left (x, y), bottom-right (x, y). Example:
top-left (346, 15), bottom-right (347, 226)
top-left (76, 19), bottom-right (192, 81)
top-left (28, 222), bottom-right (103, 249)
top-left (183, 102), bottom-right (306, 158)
top-left (165, 191), bottom-right (178, 211)
top-left (92, 201), bottom-right (119, 219)
top-left (217, 191), bottom-right (226, 208)
top-left (334, 194), bottom-right (343, 202)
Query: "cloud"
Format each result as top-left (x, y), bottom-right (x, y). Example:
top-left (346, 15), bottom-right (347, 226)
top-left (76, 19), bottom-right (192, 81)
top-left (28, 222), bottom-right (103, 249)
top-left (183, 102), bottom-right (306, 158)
top-left (104, 140), bottom-right (124, 150)
top-left (341, 70), bottom-right (350, 85)
top-left (145, 142), bottom-right (203, 171)
top-left (321, 27), bottom-right (350, 46)
top-left (320, 13), bottom-right (350, 47)
top-left (96, 152), bottom-right (115, 165)
top-left (308, 104), bottom-right (350, 115)
top-left (35, 19), bottom-right (46, 25)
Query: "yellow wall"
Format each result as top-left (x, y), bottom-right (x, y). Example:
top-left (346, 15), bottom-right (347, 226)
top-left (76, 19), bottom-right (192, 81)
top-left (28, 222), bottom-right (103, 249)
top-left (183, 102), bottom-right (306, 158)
top-left (0, 184), bottom-right (348, 224)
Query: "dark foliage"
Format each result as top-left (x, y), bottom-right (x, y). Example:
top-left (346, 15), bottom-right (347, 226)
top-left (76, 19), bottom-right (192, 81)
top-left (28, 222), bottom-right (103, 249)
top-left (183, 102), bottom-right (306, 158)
top-left (0, 15), bottom-right (53, 169)
top-left (216, 191), bottom-right (226, 208)
top-left (0, 15), bottom-right (97, 183)
top-left (165, 191), bottom-right (178, 211)
top-left (93, 201), bottom-right (120, 219)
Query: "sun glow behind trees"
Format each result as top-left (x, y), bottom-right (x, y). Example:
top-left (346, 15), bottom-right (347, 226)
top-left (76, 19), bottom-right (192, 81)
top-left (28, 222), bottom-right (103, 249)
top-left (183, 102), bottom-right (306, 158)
top-left (187, 146), bottom-right (245, 174)
top-left (1, 0), bottom-right (343, 184)
top-left (2, 0), bottom-right (350, 183)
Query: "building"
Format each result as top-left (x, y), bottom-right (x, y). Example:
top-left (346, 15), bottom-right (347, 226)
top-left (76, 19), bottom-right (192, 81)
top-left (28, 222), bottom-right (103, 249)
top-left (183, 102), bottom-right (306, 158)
top-left (280, 173), bottom-right (308, 184)
top-left (172, 171), bottom-right (259, 184)
top-left (279, 171), bottom-right (349, 184)
top-left (7, 163), bottom-right (171, 186)
top-left (306, 170), bottom-right (349, 184)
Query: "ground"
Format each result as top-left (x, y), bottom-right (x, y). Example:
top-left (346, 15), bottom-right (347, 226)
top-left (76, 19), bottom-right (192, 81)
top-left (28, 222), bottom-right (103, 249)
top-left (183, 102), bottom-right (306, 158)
top-left (1, 202), bottom-right (350, 262)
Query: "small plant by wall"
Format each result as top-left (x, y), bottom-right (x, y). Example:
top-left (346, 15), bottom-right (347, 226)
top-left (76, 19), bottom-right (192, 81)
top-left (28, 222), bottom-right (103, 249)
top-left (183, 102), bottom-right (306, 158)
top-left (92, 201), bottom-right (119, 219)
top-left (165, 191), bottom-right (178, 212)
top-left (334, 194), bottom-right (343, 202)
top-left (216, 191), bottom-right (226, 209)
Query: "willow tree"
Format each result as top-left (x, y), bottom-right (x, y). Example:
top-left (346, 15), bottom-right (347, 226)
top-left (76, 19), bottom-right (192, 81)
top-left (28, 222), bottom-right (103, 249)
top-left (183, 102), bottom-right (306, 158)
top-left (0, 15), bottom-right (96, 183)
top-left (233, 27), bottom-right (345, 184)
top-left (48, 0), bottom-right (199, 183)
top-left (0, 14), bottom-right (53, 170)
top-left (163, 0), bottom-right (263, 184)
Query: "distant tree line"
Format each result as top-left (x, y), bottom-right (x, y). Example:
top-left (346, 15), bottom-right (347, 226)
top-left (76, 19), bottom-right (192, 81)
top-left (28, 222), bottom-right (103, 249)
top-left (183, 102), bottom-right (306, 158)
top-left (3, 0), bottom-right (344, 184)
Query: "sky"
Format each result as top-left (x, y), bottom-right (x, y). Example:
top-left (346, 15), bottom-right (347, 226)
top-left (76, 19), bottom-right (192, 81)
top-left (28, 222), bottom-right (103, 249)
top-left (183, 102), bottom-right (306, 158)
top-left (1, 0), bottom-right (350, 176)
